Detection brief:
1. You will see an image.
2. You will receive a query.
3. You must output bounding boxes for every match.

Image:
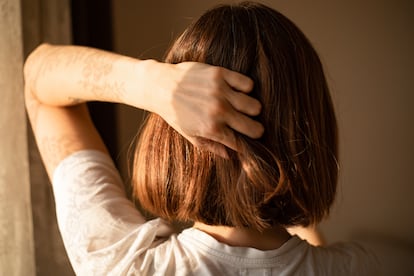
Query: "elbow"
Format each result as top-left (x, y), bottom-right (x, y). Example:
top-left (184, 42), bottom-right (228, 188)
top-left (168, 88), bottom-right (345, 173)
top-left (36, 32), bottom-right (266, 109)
top-left (23, 43), bottom-right (51, 100)
top-left (24, 44), bottom-right (50, 111)
top-left (23, 43), bottom-right (49, 82)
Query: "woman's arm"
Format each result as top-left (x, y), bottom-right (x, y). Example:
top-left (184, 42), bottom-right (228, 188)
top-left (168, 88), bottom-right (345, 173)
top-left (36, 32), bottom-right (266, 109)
top-left (24, 44), bottom-right (263, 177)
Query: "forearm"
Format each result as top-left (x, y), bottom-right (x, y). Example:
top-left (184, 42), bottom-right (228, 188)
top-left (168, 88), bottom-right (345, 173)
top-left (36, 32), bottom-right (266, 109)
top-left (24, 43), bottom-right (159, 111)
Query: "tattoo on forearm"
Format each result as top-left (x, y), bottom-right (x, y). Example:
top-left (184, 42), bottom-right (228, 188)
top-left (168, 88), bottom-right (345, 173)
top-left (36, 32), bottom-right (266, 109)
top-left (78, 49), bottom-right (125, 102)
top-left (33, 46), bottom-right (126, 103)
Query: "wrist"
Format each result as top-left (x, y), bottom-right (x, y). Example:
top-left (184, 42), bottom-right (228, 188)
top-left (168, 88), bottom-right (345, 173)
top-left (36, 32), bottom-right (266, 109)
top-left (133, 59), bottom-right (173, 116)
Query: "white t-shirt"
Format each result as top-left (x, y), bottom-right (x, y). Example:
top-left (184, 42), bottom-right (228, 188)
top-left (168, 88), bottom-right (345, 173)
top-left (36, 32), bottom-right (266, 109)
top-left (52, 150), bottom-right (379, 275)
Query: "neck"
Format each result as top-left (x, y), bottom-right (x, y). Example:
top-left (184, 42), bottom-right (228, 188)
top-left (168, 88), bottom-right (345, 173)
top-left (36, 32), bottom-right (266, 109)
top-left (193, 222), bottom-right (291, 250)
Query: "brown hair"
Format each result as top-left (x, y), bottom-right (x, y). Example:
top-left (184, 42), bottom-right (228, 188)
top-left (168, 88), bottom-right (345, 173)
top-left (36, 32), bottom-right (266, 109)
top-left (132, 2), bottom-right (338, 231)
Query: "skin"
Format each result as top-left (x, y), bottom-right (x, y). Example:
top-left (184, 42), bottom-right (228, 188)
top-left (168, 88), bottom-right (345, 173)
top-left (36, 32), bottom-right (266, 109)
top-left (24, 44), bottom-right (322, 250)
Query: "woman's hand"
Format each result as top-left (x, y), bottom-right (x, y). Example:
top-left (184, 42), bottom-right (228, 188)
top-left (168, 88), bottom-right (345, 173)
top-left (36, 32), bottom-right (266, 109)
top-left (144, 61), bottom-right (264, 155)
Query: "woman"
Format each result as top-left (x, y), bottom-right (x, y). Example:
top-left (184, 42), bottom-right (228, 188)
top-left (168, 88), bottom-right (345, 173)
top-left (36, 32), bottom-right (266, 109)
top-left (24, 2), bottom-right (377, 275)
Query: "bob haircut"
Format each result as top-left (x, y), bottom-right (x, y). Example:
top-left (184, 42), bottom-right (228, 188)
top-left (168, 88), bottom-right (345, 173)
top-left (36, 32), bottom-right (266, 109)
top-left (132, 2), bottom-right (338, 231)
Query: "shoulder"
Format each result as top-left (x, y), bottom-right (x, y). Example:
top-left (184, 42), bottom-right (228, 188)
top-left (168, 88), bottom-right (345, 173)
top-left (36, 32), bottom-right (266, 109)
top-left (306, 241), bottom-right (380, 275)
top-left (52, 150), bottom-right (181, 275)
top-left (52, 149), bottom-right (124, 199)
top-left (53, 149), bottom-right (117, 183)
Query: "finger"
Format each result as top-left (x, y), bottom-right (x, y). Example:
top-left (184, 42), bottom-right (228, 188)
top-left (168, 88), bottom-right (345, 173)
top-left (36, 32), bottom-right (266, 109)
top-left (194, 137), bottom-right (229, 158)
top-left (198, 124), bottom-right (238, 152)
top-left (225, 89), bottom-right (262, 116)
top-left (221, 67), bottom-right (254, 93)
top-left (226, 111), bottom-right (264, 139)
top-left (188, 133), bottom-right (233, 157)
top-left (213, 126), bottom-right (238, 152)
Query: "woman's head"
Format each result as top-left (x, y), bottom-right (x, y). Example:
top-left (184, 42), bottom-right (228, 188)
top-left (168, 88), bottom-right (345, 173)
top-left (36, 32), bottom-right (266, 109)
top-left (133, 2), bottom-right (338, 231)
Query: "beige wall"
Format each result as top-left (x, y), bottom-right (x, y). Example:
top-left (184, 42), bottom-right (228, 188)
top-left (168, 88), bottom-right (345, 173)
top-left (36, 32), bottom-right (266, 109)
top-left (112, 0), bottom-right (414, 273)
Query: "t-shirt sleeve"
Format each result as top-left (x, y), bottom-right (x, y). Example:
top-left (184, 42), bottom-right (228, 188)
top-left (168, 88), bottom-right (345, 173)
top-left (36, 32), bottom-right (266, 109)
top-left (343, 242), bottom-right (381, 275)
top-left (317, 241), bottom-right (381, 275)
top-left (52, 150), bottom-right (174, 275)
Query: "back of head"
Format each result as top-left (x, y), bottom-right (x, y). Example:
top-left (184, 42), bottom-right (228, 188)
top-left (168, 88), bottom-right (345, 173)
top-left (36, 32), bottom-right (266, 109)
top-left (133, 1), bottom-right (338, 231)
